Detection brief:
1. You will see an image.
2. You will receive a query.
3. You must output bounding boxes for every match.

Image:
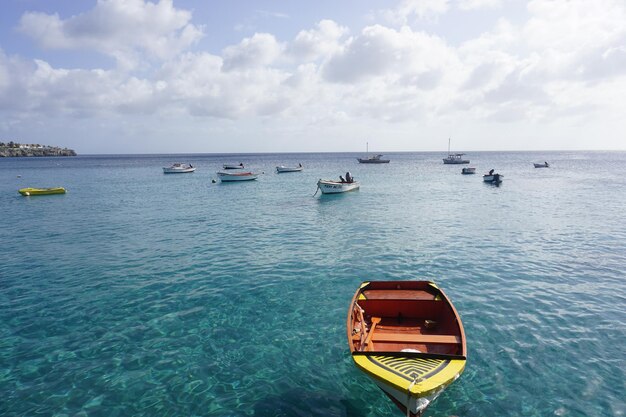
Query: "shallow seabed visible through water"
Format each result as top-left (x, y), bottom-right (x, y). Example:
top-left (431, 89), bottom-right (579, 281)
top-left (0, 151), bottom-right (625, 417)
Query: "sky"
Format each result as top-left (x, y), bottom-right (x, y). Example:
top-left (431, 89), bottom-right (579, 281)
top-left (0, 0), bottom-right (625, 154)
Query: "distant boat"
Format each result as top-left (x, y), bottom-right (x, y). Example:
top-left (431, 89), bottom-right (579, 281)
top-left (358, 154), bottom-right (390, 164)
top-left (483, 172), bottom-right (503, 183)
top-left (443, 138), bottom-right (469, 164)
top-left (223, 163), bottom-right (245, 170)
top-left (347, 280), bottom-right (466, 417)
top-left (316, 179), bottom-right (359, 194)
top-left (358, 142), bottom-right (390, 164)
top-left (534, 162), bottom-right (549, 168)
top-left (276, 164), bottom-right (303, 173)
top-left (19, 187), bottom-right (66, 196)
top-left (163, 163), bottom-right (195, 173)
top-left (461, 167), bottom-right (476, 175)
top-left (443, 154), bottom-right (469, 164)
top-left (217, 171), bottom-right (258, 182)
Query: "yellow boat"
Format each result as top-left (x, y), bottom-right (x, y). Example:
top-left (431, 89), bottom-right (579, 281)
top-left (19, 187), bottom-right (66, 196)
top-left (347, 280), bottom-right (466, 416)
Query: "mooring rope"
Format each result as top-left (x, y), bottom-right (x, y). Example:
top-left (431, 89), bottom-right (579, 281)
top-left (313, 182), bottom-right (320, 196)
top-left (407, 375), bottom-right (421, 417)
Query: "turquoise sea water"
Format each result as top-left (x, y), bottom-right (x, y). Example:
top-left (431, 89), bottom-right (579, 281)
top-left (1, 151), bottom-right (624, 417)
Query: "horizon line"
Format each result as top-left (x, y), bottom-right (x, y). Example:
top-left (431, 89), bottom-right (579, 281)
top-left (72, 149), bottom-right (625, 156)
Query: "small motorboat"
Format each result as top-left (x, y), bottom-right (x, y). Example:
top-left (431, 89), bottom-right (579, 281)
top-left (357, 143), bottom-right (390, 163)
top-left (483, 173), bottom-right (504, 183)
top-left (217, 171), bottom-right (258, 182)
top-left (347, 280), bottom-right (466, 417)
top-left (461, 167), bottom-right (476, 174)
top-left (357, 154), bottom-right (390, 164)
top-left (442, 139), bottom-right (469, 164)
top-left (443, 153), bottom-right (470, 164)
top-left (223, 163), bottom-right (245, 170)
top-left (276, 164), bottom-right (303, 173)
top-left (316, 179), bottom-right (359, 194)
top-left (534, 162), bottom-right (549, 168)
top-left (163, 163), bottom-right (195, 173)
top-left (19, 187), bottom-right (66, 196)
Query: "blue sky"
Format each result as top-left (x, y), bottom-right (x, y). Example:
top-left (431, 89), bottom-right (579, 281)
top-left (0, 0), bottom-right (625, 154)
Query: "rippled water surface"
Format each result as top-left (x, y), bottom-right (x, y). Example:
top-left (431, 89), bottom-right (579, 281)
top-left (1, 152), bottom-right (624, 417)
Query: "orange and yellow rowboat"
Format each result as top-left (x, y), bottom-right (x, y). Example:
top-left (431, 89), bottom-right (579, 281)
top-left (347, 280), bottom-right (466, 416)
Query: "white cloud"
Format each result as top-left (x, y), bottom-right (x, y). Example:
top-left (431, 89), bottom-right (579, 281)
top-left (522, 0), bottom-right (626, 79)
top-left (457, 20), bottom-right (522, 92)
top-left (288, 20), bottom-right (348, 62)
top-left (323, 25), bottom-right (456, 85)
top-left (381, 0), bottom-right (450, 26)
top-left (159, 52), bottom-right (292, 118)
top-left (222, 33), bottom-right (284, 71)
top-left (449, 0), bottom-right (626, 124)
top-left (18, 0), bottom-right (203, 69)
top-left (0, 50), bottom-right (33, 112)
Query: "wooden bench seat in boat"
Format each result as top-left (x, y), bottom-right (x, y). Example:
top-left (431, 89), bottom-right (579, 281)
top-left (356, 315), bottom-right (460, 350)
top-left (357, 299), bottom-right (446, 319)
top-left (361, 289), bottom-right (437, 300)
top-left (370, 333), bottom-right (461, 344)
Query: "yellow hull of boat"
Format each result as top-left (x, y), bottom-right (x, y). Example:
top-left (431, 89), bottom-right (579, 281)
top-left (19, 187), bottom-right (66, 196)
top-left (352, 354), bottom-right (465, 397)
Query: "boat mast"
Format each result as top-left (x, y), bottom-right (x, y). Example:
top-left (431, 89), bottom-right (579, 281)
top-left (448, 137), bottom-right (451, 154)
top-left (366, 141), bottom-right (369, 156)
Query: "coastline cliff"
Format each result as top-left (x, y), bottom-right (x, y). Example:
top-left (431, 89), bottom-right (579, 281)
top-left (0, 142), bottom-right (77, 157)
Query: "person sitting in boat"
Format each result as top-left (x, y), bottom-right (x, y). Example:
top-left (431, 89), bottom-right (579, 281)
top-left (544, 161), bottom-right (549, 167)
top-left (489, 169), bottom-right (494, 175)
top-left (298, 163), bottom-right (302, 167)
top-left (339, 175), bottom-right (345, 183)
top-left (345, 172), bottom-right (353, 183)
top-left (239, 163), bottom-right (244, 168)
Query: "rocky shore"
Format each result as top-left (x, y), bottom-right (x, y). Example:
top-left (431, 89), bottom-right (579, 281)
top-left (0, 145), bottom-right (77, 157)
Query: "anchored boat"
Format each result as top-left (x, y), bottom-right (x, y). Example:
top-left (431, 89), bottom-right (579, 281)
top-left (347, 280), bottom-right (466, 417)
top-left (316, 179), bottom-right (359, 194)
top-left (443, 138), bottom-right (469, 164)
top-left (357, 142), bottom-right (390, 164)
top-left (217, 171), bottom-right (258, 182)
top-left (276, 164), bottom-right (303, 173)
top-left (223, 163), bottom-right (245, 170)
top-left (357, 154), bottom-right (390, 164)
top-left (534, 162), bottom-right (549, 168)
top-left (19, 187), bottom-right (66, 196)
top-left (163, 163), bottom-right (195, 173)
top-left (443, 153), bottom-right (469, 164)
top-left (461, 167), bottom-right (476, 175)
top-left (483, 172), bottom-right (503, 183)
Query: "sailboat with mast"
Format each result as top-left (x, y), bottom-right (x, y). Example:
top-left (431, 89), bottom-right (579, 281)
top-left (443, 138), bottom-right (469, 164)
top-left (357, 142), bottom-right (390, 164)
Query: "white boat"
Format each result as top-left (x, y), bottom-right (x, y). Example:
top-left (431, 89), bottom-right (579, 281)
top-left (276, 164), bottom-right (303, 173)
top-left (443, 138), bottom-right (469, 164)
top-left (357, 142), bottom-right (390, 164)
top-left (443, 153), bottom-right (469, 164)
top-left (217, 171), bottom-right (258, 182)
top-left (483, 173), bottom-right (504, 183)
top-left (223, 163), bottom-right (245, 170)
top-left (461, 167), bottom-right (476, 174)
top-left (317, 179), bottom-right (360, 194)
top-left (357, 154), bottom-right (390, 164)
top-left (163, 163), bottom-right (196, 173)
top-left (534, 162), bottom-right (549, 168)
